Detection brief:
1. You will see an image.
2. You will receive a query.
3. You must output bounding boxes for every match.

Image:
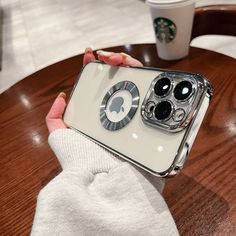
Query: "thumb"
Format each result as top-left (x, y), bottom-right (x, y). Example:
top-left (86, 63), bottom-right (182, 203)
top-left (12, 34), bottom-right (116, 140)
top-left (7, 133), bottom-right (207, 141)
top-left (46, 92), bottom-right (67, 133)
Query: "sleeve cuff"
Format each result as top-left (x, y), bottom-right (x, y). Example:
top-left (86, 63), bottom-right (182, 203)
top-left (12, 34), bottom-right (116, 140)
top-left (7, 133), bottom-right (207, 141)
top-left (48, 129), bottom-right (124, 173)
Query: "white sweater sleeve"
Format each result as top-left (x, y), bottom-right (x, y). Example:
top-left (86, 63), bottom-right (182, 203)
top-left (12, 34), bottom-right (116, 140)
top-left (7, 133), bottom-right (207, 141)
top-left (31, 129), bottom-right (179, 236)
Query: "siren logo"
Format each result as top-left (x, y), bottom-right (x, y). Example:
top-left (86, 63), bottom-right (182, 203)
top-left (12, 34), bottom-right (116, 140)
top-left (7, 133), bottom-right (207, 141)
top-left (153, 17), bottom-right (177, 43)
top-left (109, 97), bottom-right (125, 114)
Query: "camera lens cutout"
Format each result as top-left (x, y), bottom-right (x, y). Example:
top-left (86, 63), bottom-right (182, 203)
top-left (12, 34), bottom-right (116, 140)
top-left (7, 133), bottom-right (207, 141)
top-left (154, 101), bottom-right (172, 120)
top-left (174, 81), bottom-right (193, 101)
top-left (154, 77), bottom-right (171, 97)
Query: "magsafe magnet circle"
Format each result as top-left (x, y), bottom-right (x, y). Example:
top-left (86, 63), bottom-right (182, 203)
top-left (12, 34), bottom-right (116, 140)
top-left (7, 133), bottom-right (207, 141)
top-left (100, 81), bottom-right (140, 131)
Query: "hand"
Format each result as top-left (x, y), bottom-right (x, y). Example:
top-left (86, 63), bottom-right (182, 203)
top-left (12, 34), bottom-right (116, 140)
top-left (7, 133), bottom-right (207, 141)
top-left (46, 48), bottom-right (143, 133)
top-left (83, 48), bottom-right (143, 67)
top-left (46, 92), bottom-right (67, 133)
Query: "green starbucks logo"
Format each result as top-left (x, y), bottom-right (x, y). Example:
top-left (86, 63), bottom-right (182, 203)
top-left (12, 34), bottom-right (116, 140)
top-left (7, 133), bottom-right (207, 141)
top-left (153, 17), bottom-right (177, 43)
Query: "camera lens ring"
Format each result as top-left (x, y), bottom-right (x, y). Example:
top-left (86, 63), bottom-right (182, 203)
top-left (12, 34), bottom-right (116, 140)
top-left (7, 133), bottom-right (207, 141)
top-left (154, 100), bottom-right (174, 121)
top-left (173, 80), bottom-right (194, 102)
top-left (154, 77), bottom-right (173, 98)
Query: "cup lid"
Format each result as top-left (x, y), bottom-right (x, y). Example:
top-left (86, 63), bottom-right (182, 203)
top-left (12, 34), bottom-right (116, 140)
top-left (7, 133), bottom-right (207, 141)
top-left (146, 0), bottom-right (193, 5)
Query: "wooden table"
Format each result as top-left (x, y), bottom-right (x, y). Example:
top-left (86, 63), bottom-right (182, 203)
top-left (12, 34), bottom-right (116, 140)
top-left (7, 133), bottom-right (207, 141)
top-left (0, 44), bottom-right (235, 235)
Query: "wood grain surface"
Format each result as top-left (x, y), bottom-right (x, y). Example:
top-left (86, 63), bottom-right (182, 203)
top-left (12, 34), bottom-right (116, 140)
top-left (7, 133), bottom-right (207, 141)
top-left (0, 44), bottom-right (235, 235)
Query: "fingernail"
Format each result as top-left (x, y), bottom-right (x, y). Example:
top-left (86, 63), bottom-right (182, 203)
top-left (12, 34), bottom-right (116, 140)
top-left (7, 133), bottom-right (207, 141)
top-left (96, 50), bottom-right (113, 57)
top-left (120, 52), bottom-right (131, 58)
top-left (96, 50), bottom-right (103, 54)
top-left (85, 47), bottom-right (93, 53)
top-left (58, 92), bottom-right (66, 99)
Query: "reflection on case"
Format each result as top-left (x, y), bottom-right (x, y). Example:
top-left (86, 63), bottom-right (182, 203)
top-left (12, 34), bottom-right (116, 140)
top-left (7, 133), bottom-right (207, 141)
top-left (63, 62), bottom-right (212, 177)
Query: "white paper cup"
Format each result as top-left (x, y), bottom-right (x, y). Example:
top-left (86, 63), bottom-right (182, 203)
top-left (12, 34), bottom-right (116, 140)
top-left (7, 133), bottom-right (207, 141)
top-left (146, 0), bottom-right (195, 60)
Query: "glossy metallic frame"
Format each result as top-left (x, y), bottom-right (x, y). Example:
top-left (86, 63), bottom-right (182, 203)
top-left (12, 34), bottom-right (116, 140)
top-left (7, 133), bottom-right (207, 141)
top-left (65, 61), bottom-right (213, 177)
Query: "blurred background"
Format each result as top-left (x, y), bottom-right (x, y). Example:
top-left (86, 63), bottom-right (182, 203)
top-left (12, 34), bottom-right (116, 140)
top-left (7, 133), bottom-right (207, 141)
top-left (0, 0), bottom-right (236, 93)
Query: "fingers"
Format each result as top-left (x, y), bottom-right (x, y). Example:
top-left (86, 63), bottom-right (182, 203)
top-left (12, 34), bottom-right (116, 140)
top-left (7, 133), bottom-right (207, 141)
top-left (96, 50), bottom-right (143, 67)
top-left (46, 92), bottom-right (67, 133)
top-left (83, 47), bottom-right (143, 67)
top-left (121, 53), bottom-right (144, 67)
top-left (83, 47), bottom-right (96, 65)
top-left (97, 51), bottom-right (123, 66)
top-left (47, 92), bottom-right (66, 119)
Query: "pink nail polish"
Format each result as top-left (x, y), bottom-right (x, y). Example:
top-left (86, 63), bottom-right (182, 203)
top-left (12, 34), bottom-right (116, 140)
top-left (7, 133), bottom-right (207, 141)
top-left (58, 92), bottom-right (66, 99)
top-left (85, 47), bottom-right (93, 53)
top-left (97, 50), bottom-right (113, 57)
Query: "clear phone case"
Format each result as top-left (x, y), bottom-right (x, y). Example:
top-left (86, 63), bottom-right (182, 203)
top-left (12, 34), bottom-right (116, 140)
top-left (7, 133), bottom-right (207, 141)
top-left (63, 62), bottom-right (212, 177)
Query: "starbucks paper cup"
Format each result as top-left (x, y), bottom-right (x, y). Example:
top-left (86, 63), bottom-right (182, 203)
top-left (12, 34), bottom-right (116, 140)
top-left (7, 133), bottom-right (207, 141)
top-left (146, 0), bottom-right (195, 60)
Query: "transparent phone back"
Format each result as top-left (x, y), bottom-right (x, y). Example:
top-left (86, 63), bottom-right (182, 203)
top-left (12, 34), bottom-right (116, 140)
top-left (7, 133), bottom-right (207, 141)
top-left (63, 62), bottom-right (198, 175)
